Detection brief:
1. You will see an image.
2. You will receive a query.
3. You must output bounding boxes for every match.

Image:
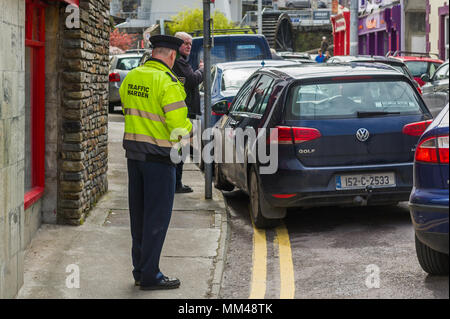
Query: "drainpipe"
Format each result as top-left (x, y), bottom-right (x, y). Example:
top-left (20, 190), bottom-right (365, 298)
top-left (350, 0), bottom-right (358, 55)
top-left (400, 0), bottom-right (405, 51)
top-left (258, 0), bottom-right (262, 35)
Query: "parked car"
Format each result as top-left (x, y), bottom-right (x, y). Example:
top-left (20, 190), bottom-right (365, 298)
top-left (277, 51), bottom-right (315, 63)
top-left (213, 63), bottom-right (433, 228)
top-left (109, 53), bottom-right (143, 112)
top-left (253, 0), bottom-right (272, 5)
top-left (202, 60), bottom-right (300, 125)
top-left (285, 0), bottom-right (311, 9)
top-left (327, 55), bottom-right (423, 93)
top-left (188, 34), bottom-right (273, 71)
top-left (421, 61), bottom-right (449, 117)
top-left (389, 51), bottom-right (444, 87)
top-left (409, 104), bottom-right (449, 275)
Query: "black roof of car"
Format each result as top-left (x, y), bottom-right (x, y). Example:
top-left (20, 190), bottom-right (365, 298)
top-left (192, 34), bottom-right (267, 40)
top-left (328, 55), bottom-right (406, 66)
top-left (215, 60), bottom-right (299, 70)
top-left (257, 63), bottom-right (407, 81)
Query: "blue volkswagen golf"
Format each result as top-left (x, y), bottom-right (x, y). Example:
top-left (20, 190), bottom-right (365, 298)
top-left (213, 63), bottom-right (434, 228)
top-left (409, 104), bottom-right (449, 275)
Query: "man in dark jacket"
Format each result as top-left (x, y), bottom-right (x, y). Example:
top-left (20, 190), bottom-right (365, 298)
top-left (173, 32), bottom-right (204, 193)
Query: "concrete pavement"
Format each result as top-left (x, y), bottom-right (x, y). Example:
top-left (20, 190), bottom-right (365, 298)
top-left (17, 114), bottom-right (228, 299)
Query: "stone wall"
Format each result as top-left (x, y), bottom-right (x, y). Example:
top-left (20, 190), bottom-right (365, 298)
top-left (0, 0), bottom-right (26, 299)
top-left (58, 0), bottom-right (110, 225)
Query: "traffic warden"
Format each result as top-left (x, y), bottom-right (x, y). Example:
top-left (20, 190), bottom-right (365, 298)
top-left (119, 35), bottom-right (192, 290)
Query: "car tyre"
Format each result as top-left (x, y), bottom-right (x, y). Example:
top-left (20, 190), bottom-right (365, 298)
top-left (249, 167), bottom-right (285, 229)
top-left (415, 235), bottom-right (449, 275)
top-left (214, 163), bottom-right (234, 191)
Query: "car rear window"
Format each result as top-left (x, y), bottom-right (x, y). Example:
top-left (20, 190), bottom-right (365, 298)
top-left (116, 57), bottom-right (140, 71)
top-left (233, 43), bottom-right (265, 61)
top-left (404, 61), bottom-right (430, 77)
top-left (198, 45), bottom-right (227, 66)
top-left (286, 80), bottom-right (424, 120)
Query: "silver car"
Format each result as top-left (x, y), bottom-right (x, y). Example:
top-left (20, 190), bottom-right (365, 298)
top-left (285, 0), bottom-right (311, 8)
top-left (108, 53), bottom-right (142, 112)
top-left (421, 61), bottom-right (449, 117)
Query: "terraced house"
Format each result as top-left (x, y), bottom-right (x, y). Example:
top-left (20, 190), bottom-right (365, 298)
top-left (0, 0), bottom-right (110, 298)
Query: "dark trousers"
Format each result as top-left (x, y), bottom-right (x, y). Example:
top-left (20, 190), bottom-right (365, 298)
top-left (176, 162), bottom-right (183, 189)
top-left (127, 159), bottom-right (176, 286)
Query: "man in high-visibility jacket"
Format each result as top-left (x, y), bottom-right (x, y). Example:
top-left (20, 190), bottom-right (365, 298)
top-left (119, 35), bottom-right (192, 291)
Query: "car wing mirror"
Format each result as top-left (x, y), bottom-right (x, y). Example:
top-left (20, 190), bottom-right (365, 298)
top-left (420, 74), bottom-right (431, 82)
top-left (212, 100), bottom-right (229, 115)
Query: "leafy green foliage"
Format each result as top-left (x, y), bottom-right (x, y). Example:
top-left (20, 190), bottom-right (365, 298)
top-left (167, 8), bottom-right (249, 35)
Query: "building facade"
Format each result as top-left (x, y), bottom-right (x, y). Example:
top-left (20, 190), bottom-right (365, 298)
top-left (358, 0), bottom-right (402, 55)
top-left (0, 0), bottom-right (110, 298)
top-left (426, 0), bottom-right (449, 60)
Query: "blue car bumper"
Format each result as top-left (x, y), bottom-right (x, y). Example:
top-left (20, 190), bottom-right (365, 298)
top-left (409, 188), bottom-right (449, 254)
top-left (259, 161), bottom-right (414, 208)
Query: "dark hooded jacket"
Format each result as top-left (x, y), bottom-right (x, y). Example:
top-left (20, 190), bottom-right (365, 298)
top-left (173, 55), bottom-right (204, 118)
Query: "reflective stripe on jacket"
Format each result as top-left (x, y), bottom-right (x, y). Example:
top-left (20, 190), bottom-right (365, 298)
top-left (119, 58), bottom-right (193, 159)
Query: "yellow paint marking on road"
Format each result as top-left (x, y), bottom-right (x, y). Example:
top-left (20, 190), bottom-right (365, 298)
top-left (249, 219), bottom-right (267, 299)
top-left (276, 224), bottom-right (295, 299)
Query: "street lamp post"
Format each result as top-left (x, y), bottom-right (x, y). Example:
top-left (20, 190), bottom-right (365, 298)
top-left (349, 0), bottom-right (358, 55)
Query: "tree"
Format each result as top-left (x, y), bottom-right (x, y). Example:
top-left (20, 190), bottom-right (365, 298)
top-left (168, 8), bottom-right (248, 35)
top-left (110, 29), bottom-right (138, 51)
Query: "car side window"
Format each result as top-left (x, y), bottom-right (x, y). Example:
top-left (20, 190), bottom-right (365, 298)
top-left (231, 76), bottom-right (259, 113)
top-left (433, 63), bottom-right (449, 81)
top-left (245, 75), bottom-right (274, 114)
top-left (256, 79), bottom-right (276, 115)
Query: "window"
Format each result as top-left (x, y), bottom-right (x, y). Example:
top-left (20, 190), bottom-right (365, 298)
top-left (221, 68), bottom-right (258, 91)
top-left (404, 61), bottom-right (429, 77)
top-left (287, 80), bottom-right (423, 120)
top-left (244, 75), bottom-right (274, 114)
top-left (198, 45), bottom-right (227, 66)
top-left (433, 63), bottom-right (449, 81)
top-left (116, 57), bottom-right (141, 70)
top-left (233, 43), bottom-right (265, 61)
top-left (24, 0), bottom-right (46, 209)
top-left (231, 76), bottom-right (259, 113)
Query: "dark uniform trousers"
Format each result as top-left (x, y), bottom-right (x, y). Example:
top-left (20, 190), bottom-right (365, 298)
top-left (127, 159), bottom-right (176, 286)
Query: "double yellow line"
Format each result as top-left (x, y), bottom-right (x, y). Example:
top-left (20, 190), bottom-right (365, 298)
top-left (249, 221), bottom-right (295, 299)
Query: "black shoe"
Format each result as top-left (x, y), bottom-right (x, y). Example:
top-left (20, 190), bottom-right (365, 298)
top-left (135, 281), bottom-right (140, 286)
top-left (139, 276), bottom-right (181, 291)
top-left (175, 185), bottom-right (193, 193)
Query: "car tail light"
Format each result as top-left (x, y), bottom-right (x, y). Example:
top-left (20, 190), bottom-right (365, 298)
top-left (269, 126), bottom-right (321, 144)
top-left (272, 194), bottom-right (296, 199)
top-left (415, 135), bottom-right (449, 164)
top-left (402, 120), bottom-right (433, 136)
top-left (109, 73), bottom-right (120, 82)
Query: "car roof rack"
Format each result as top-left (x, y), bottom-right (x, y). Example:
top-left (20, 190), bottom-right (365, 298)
top-left (190, 28), bottom-right (257, 37)
top-left (387, 50), bottom-right (440, 58)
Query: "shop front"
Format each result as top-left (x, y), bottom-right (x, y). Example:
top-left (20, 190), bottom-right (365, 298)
top-left (331, 11), bottom-right (350, 56)
top-left (358, 4), bottom-right (401, 56)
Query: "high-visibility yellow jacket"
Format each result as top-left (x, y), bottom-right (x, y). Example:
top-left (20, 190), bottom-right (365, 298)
top-left (119, 58), bottom-right (192, 161)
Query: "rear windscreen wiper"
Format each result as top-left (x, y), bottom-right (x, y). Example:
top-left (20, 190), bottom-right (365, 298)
top-left (357, 111), bottom-right (401, 117)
